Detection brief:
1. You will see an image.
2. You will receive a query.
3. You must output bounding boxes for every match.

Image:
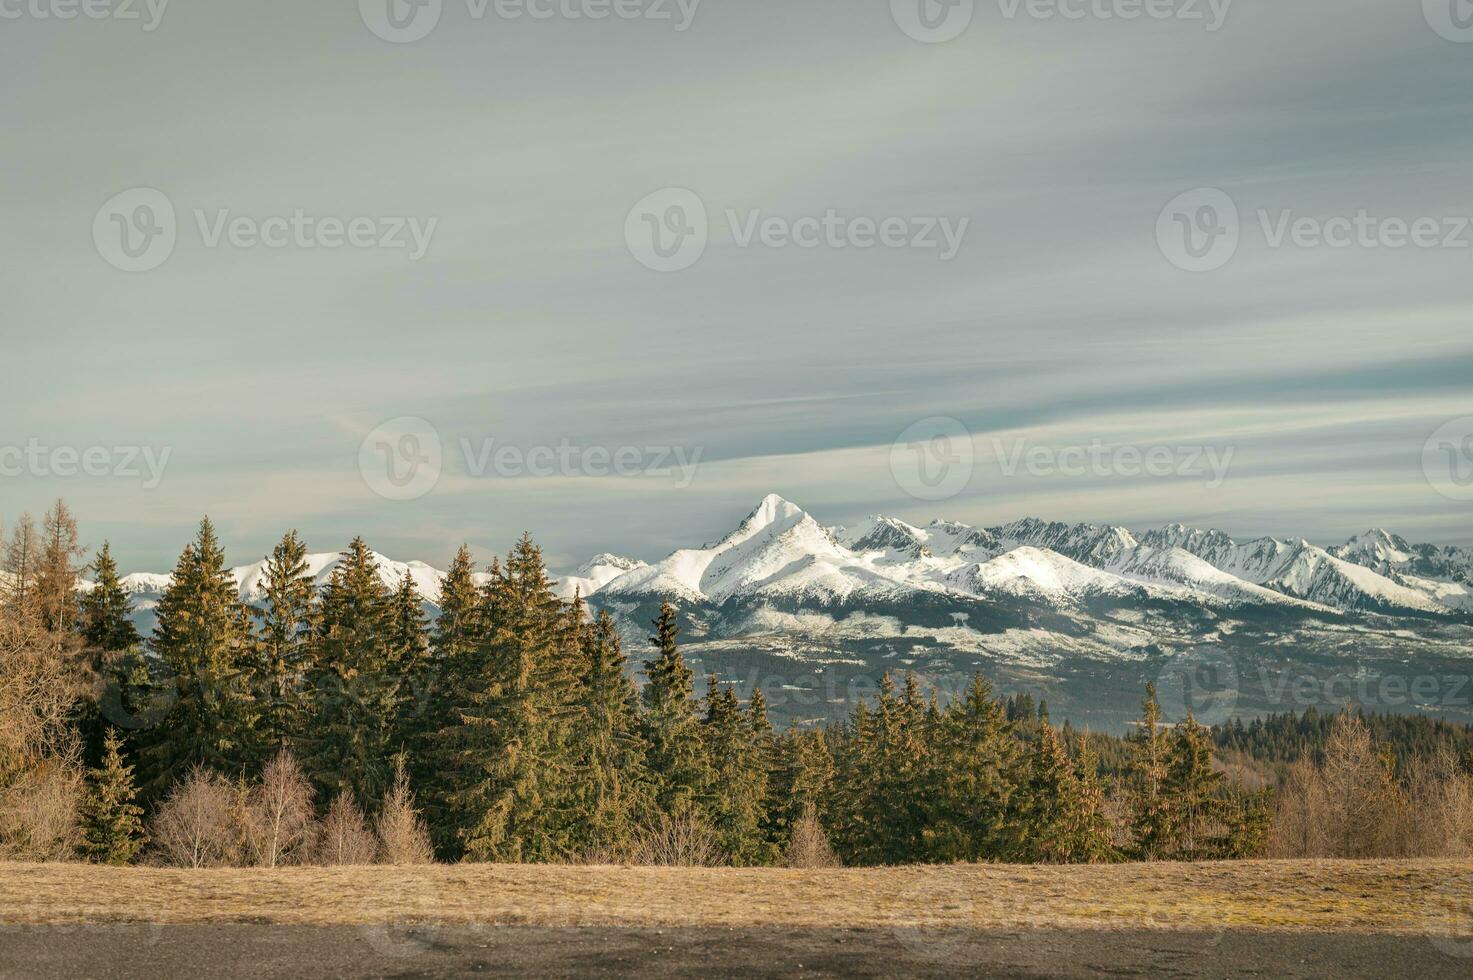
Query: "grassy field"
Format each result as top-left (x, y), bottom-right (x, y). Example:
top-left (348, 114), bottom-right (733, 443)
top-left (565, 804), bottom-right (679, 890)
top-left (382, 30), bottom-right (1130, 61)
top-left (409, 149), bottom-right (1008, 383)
top-left (1, 860), bottom-right (1469, 935)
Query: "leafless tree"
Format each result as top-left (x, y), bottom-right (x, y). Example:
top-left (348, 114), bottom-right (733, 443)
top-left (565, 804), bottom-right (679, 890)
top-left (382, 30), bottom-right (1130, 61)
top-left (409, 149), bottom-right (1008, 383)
top-left (374, 755), bottom-right (433, 865)
top-left (244, 749), bottom-right (317, 867)
top-left (785, 804), bottom-right (840, 869)
top-left (315, 791), bottom-right (377, 865)
top-left (628, 812), bottom-right (724, 867)
top-left (150, 767), bottom-right (239, 868)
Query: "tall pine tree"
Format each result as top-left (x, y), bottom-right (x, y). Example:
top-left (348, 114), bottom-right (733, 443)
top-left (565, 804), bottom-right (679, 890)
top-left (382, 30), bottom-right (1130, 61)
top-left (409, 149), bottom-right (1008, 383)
top-left (640, 601), bottom-right (706, 819)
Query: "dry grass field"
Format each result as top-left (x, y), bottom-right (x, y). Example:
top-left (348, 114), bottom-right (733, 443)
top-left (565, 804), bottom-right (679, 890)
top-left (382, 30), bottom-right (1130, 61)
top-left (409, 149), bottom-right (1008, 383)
top-left (1, 860), bottom-right (1469, 935)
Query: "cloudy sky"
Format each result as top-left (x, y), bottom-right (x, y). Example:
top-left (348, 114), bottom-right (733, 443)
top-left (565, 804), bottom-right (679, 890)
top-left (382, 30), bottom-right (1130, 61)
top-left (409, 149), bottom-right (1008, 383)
top-left (2, 0), bottom-right (1471, 572)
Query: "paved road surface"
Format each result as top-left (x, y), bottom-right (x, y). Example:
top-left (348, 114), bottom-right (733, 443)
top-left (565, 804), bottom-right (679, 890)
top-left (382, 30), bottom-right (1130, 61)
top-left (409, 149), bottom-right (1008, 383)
top-left (1, 924), bottom-right (1468, 978)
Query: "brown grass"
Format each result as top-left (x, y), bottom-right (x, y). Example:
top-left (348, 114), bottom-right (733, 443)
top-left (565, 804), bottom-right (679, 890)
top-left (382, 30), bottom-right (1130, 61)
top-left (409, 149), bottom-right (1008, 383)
top-left (0, 860), bottom-right (1469, 934)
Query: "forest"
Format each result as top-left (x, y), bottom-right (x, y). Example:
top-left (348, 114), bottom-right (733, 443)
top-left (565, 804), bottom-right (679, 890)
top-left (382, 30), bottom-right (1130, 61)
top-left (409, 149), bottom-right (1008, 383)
top-left (3, 500), bottom-right (1471, 868)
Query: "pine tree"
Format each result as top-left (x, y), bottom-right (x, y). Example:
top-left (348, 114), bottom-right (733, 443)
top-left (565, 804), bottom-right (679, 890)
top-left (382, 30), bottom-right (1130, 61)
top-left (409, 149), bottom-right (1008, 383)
top-left (79, 728), bottom-right (146, 864)
top-left (79, 542), bottom-right (140, 653)
top-left (699, 677), bottom-right (771, 865)
top-left (565, 607), bottom-right (650, 855)
top-left (386, 573), bottom-right (431, 747)
top-left (250, 531), bottom-right (315, 756)
top-left (1011, 721), bottom-right (1109, 863)
top-left (1162, 715), bottom-right (1227, 859)
top-left (143, 518), bottom-right (257, 794)
top-left (1125, 683), bottom-right (1174, 860)
top-left (452, 535), bottom-right (580, 862)
top-left (303, 538), bottom-right (399, 806)
top-left (929, 675), bottom-right (1019, 862)
top-left (640, 601), bottom-right (706, 819)
top-left (766, 727), bottom-right (835, 856)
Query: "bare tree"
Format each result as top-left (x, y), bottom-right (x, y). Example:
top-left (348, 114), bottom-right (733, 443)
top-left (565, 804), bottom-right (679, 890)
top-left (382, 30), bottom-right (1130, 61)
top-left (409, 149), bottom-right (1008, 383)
top-left (785, 804), bottom-right (840, 869)
top-left (1320, 712), bottom-right (1401, 858)
top-left (1267, 757), bottom-right (1328, 858)
top-left (2, 513), bottom-right (42, 623)
top-left (315, 791), bottom-right (376, 866)
top-left (375, 756), bottom-right (433, 865)
top-left (150, 767), bottom-right (239, 868)
top-left (628, 813), bottom-right (724, 867)
top-left (244, 749), bottom-right (317, 868)
top-left (0, 615), bottom-right (84, 860)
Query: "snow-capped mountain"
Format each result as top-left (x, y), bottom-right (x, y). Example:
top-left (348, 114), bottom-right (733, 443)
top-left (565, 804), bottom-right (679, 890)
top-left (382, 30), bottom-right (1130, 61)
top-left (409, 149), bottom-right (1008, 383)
top-left (82, 496), bottom-right (1473, 729)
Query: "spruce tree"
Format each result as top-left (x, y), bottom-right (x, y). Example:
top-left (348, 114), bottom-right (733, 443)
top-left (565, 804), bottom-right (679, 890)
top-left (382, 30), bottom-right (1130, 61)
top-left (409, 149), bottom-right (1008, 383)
top-left (386, 573), bottom-right (431, 745)
top-left (1162, 715), bottom-right (1226, 859)
top-left (566, 607), bottom-right (650, 855)
top-left (640, 601), bottom-right (706, 818)
top-left (700, 677), bottom-right (770, 865)
top-left (304, 538), bottom-right (400, 805)
top-left (251, 531), bottom-right (315, 756)
top-left (79, 728), bottom-right (146, 864)
top-left (1125, 683), bottom-right (1174, 860)
top-left (144, 518), bottom-right (257, 794)
top-left (79, 542), bottom-right (140, 653)
top-left (452, 535), bottom-right (579, 861)
top-left (1012, 721), bottom-right (1107, 863)
top-left (930, 675), bottom-right (1019, 862)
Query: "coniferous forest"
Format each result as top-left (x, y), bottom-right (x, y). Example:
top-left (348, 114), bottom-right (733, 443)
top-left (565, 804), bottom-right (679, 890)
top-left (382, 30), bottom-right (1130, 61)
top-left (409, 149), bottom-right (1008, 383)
top-left (4, 501), bottom-right (1472, 868)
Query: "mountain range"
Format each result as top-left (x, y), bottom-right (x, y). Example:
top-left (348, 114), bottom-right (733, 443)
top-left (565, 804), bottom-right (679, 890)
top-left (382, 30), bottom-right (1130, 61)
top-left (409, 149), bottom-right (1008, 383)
top-left (94, 495), bottom-right (1473, 731)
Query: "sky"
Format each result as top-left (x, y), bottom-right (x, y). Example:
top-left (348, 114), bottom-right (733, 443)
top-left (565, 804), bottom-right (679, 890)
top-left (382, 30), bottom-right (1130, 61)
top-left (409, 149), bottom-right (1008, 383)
top-left (2, 0), bottom-right (1471, 573)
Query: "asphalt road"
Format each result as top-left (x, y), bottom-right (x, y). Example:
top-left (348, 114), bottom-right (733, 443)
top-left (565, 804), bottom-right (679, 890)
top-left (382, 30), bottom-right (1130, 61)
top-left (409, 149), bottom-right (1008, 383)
top-left (2, 924), bottom-right (1470, 979)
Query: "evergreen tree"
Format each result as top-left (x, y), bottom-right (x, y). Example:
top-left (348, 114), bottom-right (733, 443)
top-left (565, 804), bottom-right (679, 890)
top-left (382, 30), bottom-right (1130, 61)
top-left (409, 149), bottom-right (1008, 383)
top-left (143, 518), bottom-right (257, 794)
top-left (1125, 683), bottom-right (1174, 860)
top-left (452, 535), bottom-right (579, 861)
top-left (1162, 715), bottom-right (1228, 859)
top-left (929, 675), bottom-right (1020, 862)
top-left (1011, 722), bottom-right (1110, 863)
top-left (566, 607), bottom-right (650, 855)
top-left (766, 727), bottom-right (835, 855)
top-left (79, 728), bottom-right (146, 864)
top-left (640, 601), bottom-right (706, 818)
top-left (304, 538), bottom-right (399, 805)
top-left (251, 531), bottom-right (315, 756)
top-left (386, 573), bottom-right (431, 746)
top-left (700, 677), bottom-right (771, 865)
top-left (79, 541), bottom-right (140, 653)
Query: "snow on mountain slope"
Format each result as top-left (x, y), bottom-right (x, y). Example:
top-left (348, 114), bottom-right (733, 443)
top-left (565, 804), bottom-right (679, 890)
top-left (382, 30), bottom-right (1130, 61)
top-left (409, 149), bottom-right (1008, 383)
top-left (993, 518), bottom-right (1139, 566)
top-left (599, 495), bottom-right (908, 604)
top-left (556, 554), bottom-right (648, 600)
top-left (1105, 546), bottom-right (1332, 611)
top-left (944, 547), bottom-right (1167, 603)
